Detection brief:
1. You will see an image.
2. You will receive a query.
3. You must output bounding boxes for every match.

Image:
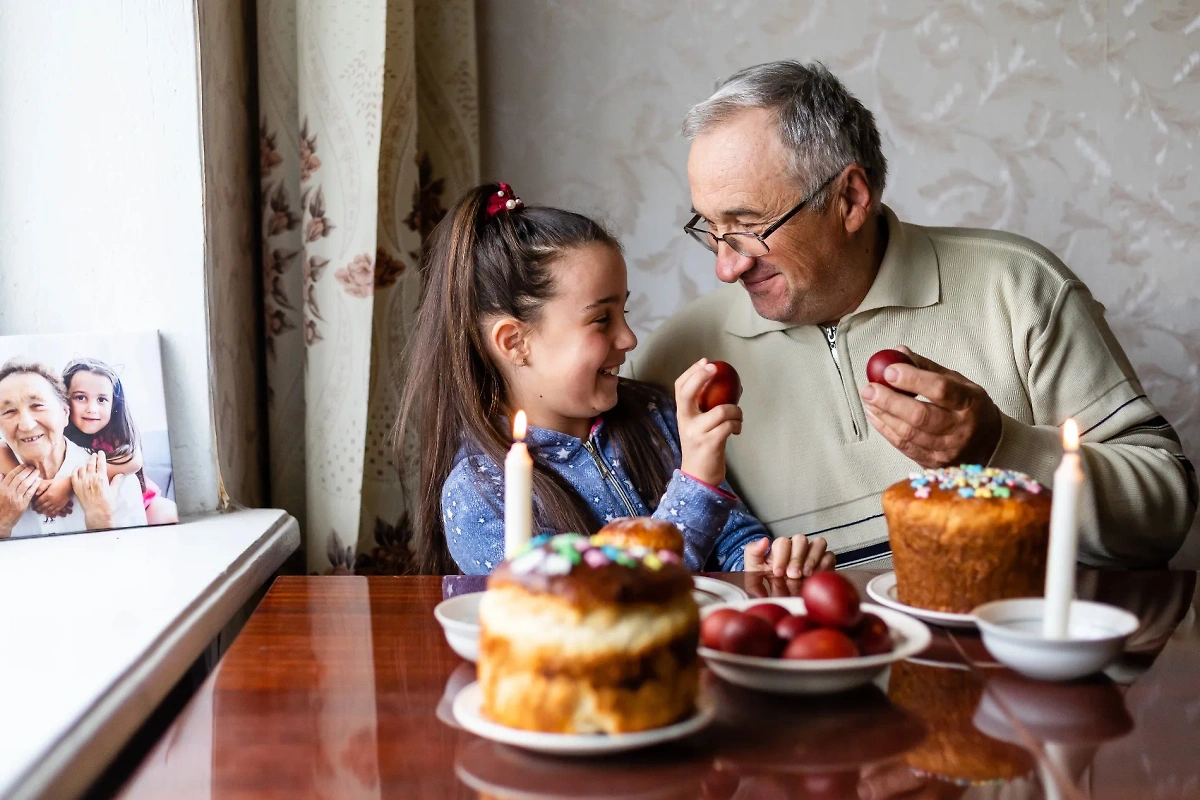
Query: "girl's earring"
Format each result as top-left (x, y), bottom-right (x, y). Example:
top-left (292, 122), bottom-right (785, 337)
top-left (519, 357), bottom-right (528, 367)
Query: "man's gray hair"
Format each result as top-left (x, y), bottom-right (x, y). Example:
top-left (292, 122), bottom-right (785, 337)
top-left (682, 61), bottom-right (887, 209)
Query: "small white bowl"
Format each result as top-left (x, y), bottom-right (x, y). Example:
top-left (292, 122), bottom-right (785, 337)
top-left (698, 598), bottom-right (931, 696)
top-left (973, 598), bottom-right (1140, 682)
top-left (434, 592), bottom-right (484, 662)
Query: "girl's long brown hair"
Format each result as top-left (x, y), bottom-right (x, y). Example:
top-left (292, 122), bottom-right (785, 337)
top-left (396, 184), bottom-right (673, 574)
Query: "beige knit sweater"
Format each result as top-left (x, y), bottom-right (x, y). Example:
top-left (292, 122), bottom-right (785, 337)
top-left (633, 206), bottom-right (1196, 568)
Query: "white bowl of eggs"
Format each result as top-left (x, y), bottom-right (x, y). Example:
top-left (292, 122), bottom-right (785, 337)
top-left (698, 573), bottom-right (932, 695)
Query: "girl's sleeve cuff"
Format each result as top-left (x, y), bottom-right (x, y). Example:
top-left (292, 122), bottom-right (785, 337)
top-left (680, 471), bottom-right (738, 501)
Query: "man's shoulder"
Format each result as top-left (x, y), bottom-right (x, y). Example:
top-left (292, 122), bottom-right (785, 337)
top-left (920, 223), bottom-right (1079, 292)
top-left (633, 285), bottom-right (742, 384)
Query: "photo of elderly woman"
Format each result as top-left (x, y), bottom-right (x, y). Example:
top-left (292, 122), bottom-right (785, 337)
top-left (0, 333), bottom-right (177, 539)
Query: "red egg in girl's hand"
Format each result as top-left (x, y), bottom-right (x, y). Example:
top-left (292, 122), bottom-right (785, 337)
top-left (697, 361), bottom-right (741, 412)
top-left (866, 349), bottom-right (916, 397)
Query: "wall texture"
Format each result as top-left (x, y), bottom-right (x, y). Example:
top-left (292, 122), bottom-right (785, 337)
top-left (479, 0), bottom-right (1200, 561)
top-left (0, 0), bottom-right (220, 515)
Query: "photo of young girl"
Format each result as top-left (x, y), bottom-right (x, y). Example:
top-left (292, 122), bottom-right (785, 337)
top-left (0, 333), bottom-right (176, 539)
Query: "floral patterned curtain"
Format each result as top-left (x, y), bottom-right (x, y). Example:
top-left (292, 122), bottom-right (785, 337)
top-left (257, 0), bottom-right (478, 574)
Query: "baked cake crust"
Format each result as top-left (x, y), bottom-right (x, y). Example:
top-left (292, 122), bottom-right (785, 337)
top-left (590, 517), bottom-right (685, 556)
top-left (479, 533), bottom-right (699, 734)
top-left (883, 465), bottom-right (1051, 614)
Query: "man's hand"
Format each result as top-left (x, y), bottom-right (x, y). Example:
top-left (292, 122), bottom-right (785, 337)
top-left (675, 359), bottom-right (743, 486)
top-left (72, 452), bottom-right (122, 530)
top-left (859, 346), bottom-right (1002, 468)
top-left (743, 535), bottom-right (835, 579)
top-left (0, 465), bottom-right (40, 537)
top-left (33, 477), bottom-right (73, 519)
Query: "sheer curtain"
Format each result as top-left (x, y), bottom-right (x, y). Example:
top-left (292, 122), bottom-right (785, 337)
top-left (256, 0), bottom-right (478, 573)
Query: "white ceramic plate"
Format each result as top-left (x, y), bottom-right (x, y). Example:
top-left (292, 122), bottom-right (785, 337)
top-left (452, 682), bottom-right (716, 756)
top-left (435, 578), bottom-right (748, 663)
top-left (865, 572), bottom-right (977, 629)
top-left (698, 598), bottom-right (932, 695)
top-left (691, 576), bottom-right (749, 607)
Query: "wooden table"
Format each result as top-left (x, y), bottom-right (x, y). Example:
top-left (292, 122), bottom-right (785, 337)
top-left (116, 571), bottom-right (1199, 799)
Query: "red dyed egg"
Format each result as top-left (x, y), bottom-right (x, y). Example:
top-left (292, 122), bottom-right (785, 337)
top-left (697, 361), bottom-right (741, 412)
top-left (744, 602), bottom-right (790, 626)
top-left (852, 612), bottom-right (894, 656)
top-left (800, 572), bottom-right (862, 629)
top-left (774, 613), bottom-right (814, 641)
top-left (866, 349), bottom-right (916, 397)
top-left (781, 628), bottom-right (860, 660)
top-left (700, 608), bottom-right (743, 650)
top-left (717, 612), bottom-right (779, 657)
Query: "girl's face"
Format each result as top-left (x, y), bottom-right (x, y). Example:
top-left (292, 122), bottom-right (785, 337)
top-left (511, 244), bottom-right (638, 438)
top-left (68, 371), bottom-right (114, 435)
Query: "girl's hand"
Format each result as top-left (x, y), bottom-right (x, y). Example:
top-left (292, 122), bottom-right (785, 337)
top-left (675, 359), bottom-right (743, 486)
top-left (743, 535), bottom-right (835, 578)
top-left (33, 478), bottom-right (73, 519)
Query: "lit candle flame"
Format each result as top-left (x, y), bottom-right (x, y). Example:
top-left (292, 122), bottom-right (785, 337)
top-left (512, 410), bottom-right (527, 441)
top-left (1062, 418), bottom-right (1079, 452)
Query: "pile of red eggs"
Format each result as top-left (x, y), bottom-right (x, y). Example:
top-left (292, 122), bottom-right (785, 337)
top-left (700, 573), bottom-right (893, 660)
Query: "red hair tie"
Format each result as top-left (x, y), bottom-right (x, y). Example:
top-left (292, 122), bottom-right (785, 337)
top-left (486, 183), bottom-right (524, 217)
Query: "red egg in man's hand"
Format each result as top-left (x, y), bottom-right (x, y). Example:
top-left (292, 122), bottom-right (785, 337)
top-left (866, 349), bottom-right (916, 397)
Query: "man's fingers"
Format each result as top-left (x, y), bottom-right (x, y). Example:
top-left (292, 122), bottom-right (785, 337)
top-left (863, 384), bottom-right (956, 433)
top-left (866, 405), bottom-right (944, 452)
top-left (894, 346), bottom-right (952, 376)
top-left (864, 407), bottom-right (942, 467)
top-left (883, 364), bottom-right (974, 410)
top-left (785, 535), bottom-right (808, 579)
top-left (769, 537), bottom-right (792, 578)
top-left (802, 536), bottom-right (828, 577)
top-left (817, 552), bottom-right (836, 572)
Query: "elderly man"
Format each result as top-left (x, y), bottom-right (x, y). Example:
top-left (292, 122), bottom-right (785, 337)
top-left (0, 361), bottom-right (146, 538)
top-left (634, 60), bottom-right (1196, 576)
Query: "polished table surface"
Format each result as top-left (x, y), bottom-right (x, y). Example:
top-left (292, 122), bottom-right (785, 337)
top-left (116, 570), bottom-right (1199, 800)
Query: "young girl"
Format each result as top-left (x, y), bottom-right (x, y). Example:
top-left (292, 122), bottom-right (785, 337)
top-left (2, 358), bottom-right (179, 525)
top-left (396, 182), bottom-right (834, 577)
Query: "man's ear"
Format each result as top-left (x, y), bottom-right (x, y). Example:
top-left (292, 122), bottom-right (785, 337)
top-left (487, 317), bottom-right (530, 367)
top-left (837, 164), bottom-right (874, 235)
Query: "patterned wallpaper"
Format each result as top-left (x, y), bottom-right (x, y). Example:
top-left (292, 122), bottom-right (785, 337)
top-left (479, 0), bottom-right (1200, 562)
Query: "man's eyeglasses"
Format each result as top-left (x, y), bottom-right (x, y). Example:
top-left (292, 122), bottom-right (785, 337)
top-left (683, 167), bottom-right (845, 258)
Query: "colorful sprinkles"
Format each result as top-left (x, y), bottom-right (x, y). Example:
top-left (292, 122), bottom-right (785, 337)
top-left (508, 532), bottom-right (682, 575)
top-left (908, 464), bottom-right (1043, 500)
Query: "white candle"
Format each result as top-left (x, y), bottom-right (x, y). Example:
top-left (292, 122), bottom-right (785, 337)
top-left (1044, 418), bottom-right (1083, 639)
top-left (504, 410), bottom-right (533, 558)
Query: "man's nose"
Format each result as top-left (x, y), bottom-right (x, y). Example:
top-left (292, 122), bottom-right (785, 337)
top-left (714, 241), bottom-right (757, 284)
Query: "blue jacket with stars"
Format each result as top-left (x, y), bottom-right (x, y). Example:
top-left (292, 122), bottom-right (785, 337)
top-left (441, 398), bottom-right (770, 575)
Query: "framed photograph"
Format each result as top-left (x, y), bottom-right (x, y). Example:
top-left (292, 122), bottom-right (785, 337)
top-left (0, 331), bottom-right (178, 540)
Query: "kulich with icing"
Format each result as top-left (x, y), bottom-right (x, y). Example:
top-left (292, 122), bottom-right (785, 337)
top-left (590, 517), bottom-right (685, 557)
top-left (883, 465), bottom-right (1051, 614)
top-left (479, 533), bottom-right (699, 734)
